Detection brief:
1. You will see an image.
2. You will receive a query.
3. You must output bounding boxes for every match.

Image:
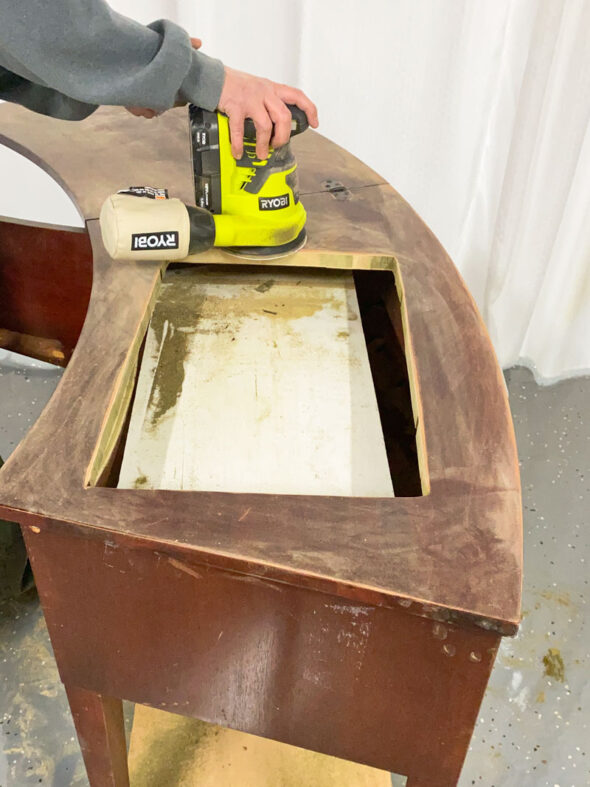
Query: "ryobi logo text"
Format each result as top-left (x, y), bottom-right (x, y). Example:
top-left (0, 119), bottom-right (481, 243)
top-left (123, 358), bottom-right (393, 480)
top-left (259, 194), bottom-right (290, 211)
top-left (131, 231), bottom-right (179, 251)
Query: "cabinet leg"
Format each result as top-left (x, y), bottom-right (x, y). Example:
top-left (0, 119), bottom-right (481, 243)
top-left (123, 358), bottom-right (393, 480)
top-left (65, 685), bottom-right (130, 787)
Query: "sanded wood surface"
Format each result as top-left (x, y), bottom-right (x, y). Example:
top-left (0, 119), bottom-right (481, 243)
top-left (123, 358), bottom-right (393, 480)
top-left (118, 266), bottom-right (393, 497)
top-left (0, 104), bottom-right (384, 221)
top-left (0, 102), bottom-right (521, 786)
top-left (0, 103), bottom-right (522, 633)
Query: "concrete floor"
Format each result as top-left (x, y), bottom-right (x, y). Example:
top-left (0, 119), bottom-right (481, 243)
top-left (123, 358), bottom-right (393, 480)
top-left (0, 358), bottom-right (588, 786)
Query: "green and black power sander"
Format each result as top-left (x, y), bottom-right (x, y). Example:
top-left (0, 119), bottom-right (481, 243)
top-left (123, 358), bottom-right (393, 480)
top-left (100, 104), bottom-right (309, 261)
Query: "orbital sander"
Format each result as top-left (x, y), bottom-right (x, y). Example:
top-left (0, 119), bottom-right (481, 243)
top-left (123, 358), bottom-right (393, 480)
top-left (100, 104), bottom-right (309, 262)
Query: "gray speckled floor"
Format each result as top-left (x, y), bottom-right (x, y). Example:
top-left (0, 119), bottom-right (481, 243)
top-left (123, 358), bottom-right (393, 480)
top-left (0, 357), bottom-right (84, 786)
top-left (0, 359), bottom-right (588, 786)
top-left (461, 367), bottom-right (589, 787)
top-left (0, 357), bottom-right (63, 456)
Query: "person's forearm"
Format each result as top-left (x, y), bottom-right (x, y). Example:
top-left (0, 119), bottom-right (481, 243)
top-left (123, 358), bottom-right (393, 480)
top-left (0, 67), bottom-right (97, 120)
top-left (0, 0), bottom-right (224, 113)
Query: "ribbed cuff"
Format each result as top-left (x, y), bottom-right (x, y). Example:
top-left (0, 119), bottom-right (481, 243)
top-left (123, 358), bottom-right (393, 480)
top-left (178, 50), bottom-right (225, 111)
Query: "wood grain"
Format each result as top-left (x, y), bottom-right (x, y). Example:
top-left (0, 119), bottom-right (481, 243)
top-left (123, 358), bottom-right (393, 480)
top-left (0, 219), bottom-right (92, 358)
top-left (0, 103), bottom-right (522, 635)
top-left (0, 101), bottom-right (522, 786)
top-left (65, 686), bottom-right (129, 787)
top-left (0, 103), bottom-right (383, 219)
top-left (26, 523), bottom-right (498, 786)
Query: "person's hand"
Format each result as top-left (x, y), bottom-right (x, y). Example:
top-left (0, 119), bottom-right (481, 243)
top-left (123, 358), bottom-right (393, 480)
top-left (125, 106), bottom-right (159, 119)
top-left (126, 37), bottom-right (203, 119)
top-left (218, 67), bottom-right (319, 159)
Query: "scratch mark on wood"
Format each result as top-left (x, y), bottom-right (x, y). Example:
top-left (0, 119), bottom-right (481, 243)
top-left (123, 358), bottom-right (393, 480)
top-left (238, 507), bottom-right (252, 522)
top-left (168, 557), bottom-right (202, 580)
top-left (327, 602), bottom-right (371, 617)
top-left (233, 574), bottom-right (283, 592)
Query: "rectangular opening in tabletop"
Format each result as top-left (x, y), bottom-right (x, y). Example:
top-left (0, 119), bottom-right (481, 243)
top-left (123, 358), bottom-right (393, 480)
top-left (95, 264), bottom-right (421, 496)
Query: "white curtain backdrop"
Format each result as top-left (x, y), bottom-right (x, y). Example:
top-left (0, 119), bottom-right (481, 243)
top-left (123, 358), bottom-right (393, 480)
top-left (1, 0), bottom-right (588, 381)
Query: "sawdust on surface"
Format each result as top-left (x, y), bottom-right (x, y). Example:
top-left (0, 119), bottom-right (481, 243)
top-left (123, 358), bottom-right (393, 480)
top-left (145, 267), bottom-right (350, 430)
top-left (147, 287), bottom-right (206, 428)
top-left (128, 704), bottom-right (391, 787)
top-left (542, 647), bottom-right (565, 682)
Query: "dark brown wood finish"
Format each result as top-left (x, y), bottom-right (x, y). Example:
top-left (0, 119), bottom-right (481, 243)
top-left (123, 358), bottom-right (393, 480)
top-left (0, 102), bottom-right (522, 785)
top-left (65, 686), bottom-right (129, 787)
top-left (0, 219), bottom-right (92, 359)
top-left (26, 522), bottom-right (499, 787)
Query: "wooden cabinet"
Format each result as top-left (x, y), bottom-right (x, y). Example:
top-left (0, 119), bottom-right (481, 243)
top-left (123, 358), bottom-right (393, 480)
top-left (0, 104), bottom-right (521, 786)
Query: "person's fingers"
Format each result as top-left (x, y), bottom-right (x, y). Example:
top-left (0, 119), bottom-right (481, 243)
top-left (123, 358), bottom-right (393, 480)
top-left (276, 86), bottom-right (318, 127)
top-left (218, 68), bottom-right (318, 159)
top-left (265, 96), bottom-right (292, 148)
top-left (228, 111), bottom-right (246, 158)
top-left (126, 107), bottom-right (157, 119)
top-left (252, 110), bottom-right (273, 160)
top-left (190, 37), bottom-right (202, 49)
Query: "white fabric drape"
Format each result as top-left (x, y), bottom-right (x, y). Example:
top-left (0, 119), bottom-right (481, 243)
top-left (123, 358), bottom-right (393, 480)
top-left (1, 0), bottom-right (588, 381)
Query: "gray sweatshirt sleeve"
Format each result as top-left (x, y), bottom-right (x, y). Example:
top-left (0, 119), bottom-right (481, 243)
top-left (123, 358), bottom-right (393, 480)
top-left (0, 0), bottom-right (225, 120)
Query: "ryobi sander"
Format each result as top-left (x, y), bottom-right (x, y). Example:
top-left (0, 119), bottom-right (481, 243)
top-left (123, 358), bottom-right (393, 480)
top-left (100, 104), bottom-right (309, 262)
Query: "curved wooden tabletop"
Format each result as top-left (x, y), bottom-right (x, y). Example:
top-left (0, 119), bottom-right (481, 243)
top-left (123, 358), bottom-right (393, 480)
top-left (0, 104), bottom-right (522, 634)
